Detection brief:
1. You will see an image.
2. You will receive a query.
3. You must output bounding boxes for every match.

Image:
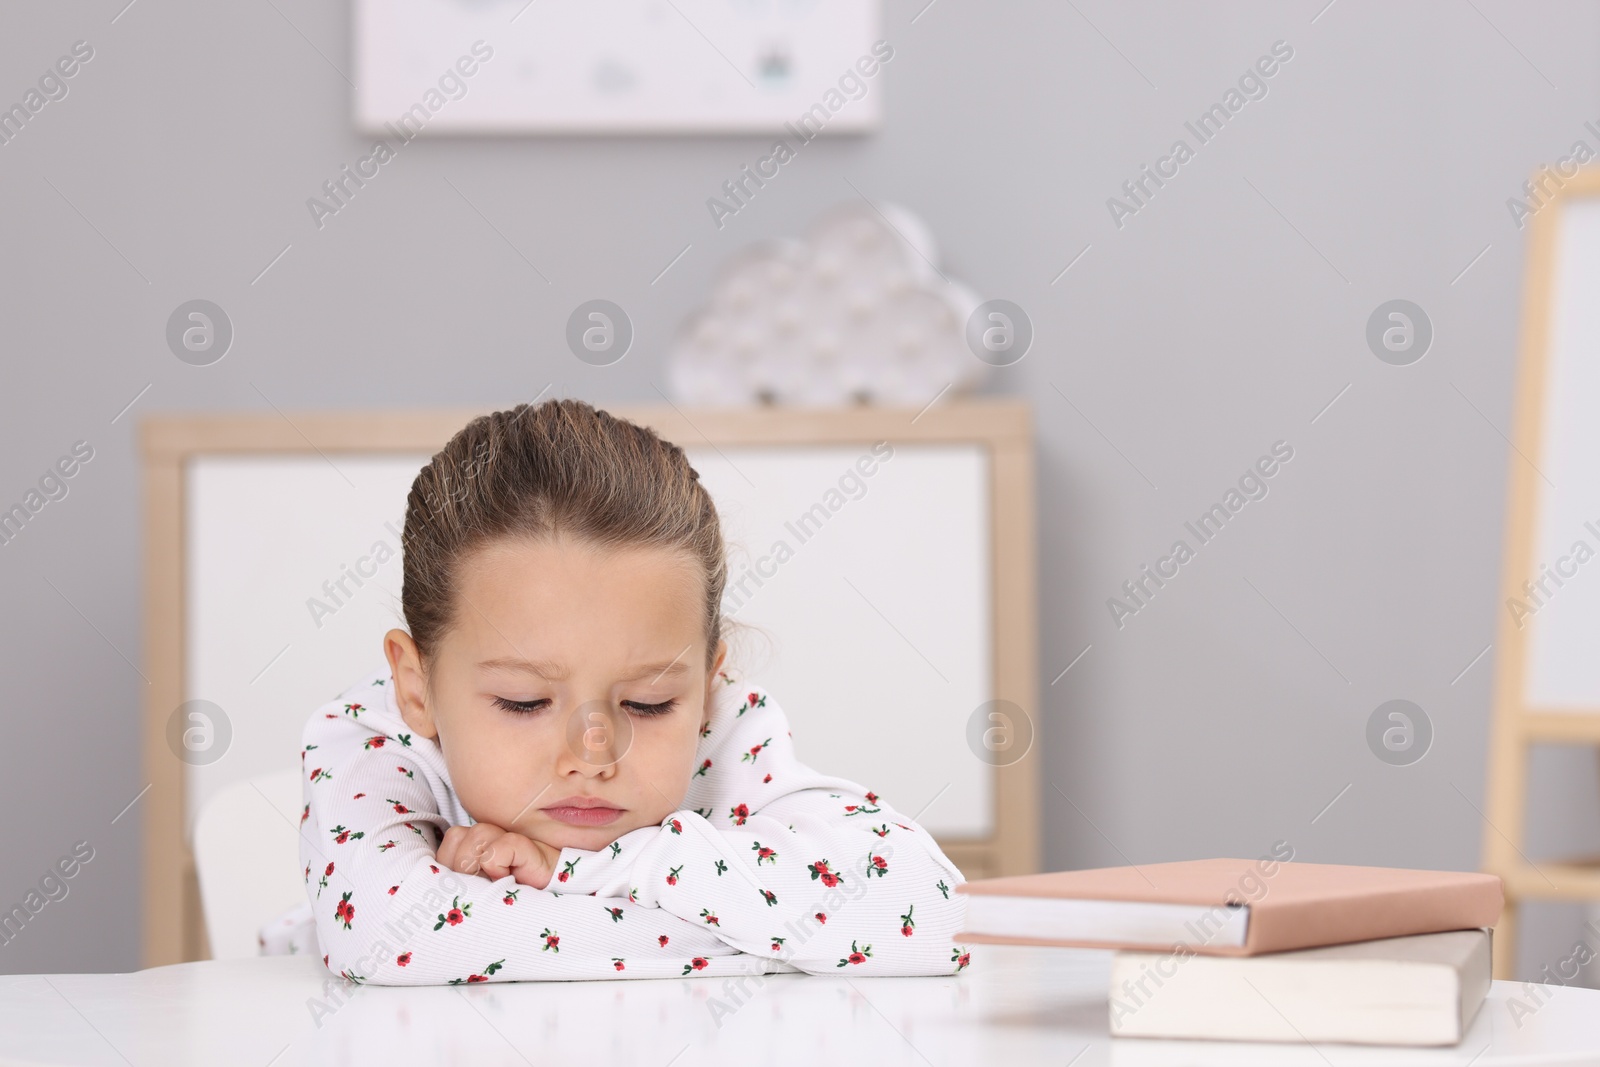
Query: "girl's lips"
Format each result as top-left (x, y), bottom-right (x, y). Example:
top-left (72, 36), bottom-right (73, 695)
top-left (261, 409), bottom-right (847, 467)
top-left (543, 805), bottom-right (624, 826)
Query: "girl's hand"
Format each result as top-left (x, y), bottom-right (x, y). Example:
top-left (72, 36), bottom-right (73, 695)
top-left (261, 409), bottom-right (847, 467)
top-left (437, 822), bottom-right (561, 890)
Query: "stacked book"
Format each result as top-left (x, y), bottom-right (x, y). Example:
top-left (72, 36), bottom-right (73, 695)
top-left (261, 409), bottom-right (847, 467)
top-left (955, 859), bottom-right (1504, 1047)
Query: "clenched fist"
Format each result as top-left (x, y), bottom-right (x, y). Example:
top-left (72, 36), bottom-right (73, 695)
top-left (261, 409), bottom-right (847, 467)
top-left (437, 822), bottom-right (561, 890)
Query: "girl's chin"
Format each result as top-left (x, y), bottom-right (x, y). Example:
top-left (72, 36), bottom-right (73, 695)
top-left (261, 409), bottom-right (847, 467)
top-left (541, 817), bottom-right (644, 849)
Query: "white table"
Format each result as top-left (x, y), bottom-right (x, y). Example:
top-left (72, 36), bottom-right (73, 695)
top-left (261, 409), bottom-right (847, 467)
top-left (1, 945), bottom-right (1596, 1066)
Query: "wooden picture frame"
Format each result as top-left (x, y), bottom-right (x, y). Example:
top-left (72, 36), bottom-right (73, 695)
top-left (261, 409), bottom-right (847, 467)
top-left (139, 399), bottom-right (1039, 966)
top-left (1484, 166), bottom-right (1600, 978)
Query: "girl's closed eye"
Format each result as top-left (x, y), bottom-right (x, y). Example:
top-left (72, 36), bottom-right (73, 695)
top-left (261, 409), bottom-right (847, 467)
top-left (492, 696), bottom-right (550, 714)
top-left (622, 698), bottom-right (677, 717)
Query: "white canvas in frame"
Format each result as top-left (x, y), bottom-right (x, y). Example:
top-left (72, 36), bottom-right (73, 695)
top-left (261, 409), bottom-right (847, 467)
top-left (353, 0), bottom-right (885, 134)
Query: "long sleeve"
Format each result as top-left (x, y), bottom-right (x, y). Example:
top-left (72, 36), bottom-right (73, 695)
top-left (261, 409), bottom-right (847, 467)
top-left (296, 671), bottom-right (771, 985)
top-left (546, 678), bottom-right (972, 976)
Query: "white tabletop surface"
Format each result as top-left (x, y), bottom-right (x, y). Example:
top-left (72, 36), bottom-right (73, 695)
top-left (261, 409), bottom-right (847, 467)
top-left (1, 945), bottom-right (1597, 1066)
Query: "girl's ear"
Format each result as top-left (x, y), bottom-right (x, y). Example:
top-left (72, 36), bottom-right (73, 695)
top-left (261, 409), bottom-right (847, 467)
top-left (384, 628), bottom-right (439, 740)
top-left (700, 638), bottom-right (729, 730)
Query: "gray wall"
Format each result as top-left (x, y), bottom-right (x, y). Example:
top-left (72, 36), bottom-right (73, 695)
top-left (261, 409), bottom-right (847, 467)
top-left (3, 0), bottom-right (1598, 983)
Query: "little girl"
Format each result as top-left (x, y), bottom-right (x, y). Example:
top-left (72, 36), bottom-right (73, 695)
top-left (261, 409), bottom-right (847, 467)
top-left (264, 398), bottom-right (971, 984)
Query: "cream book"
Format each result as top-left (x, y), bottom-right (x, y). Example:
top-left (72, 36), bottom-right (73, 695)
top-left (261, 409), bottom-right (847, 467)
top-left (1109, 928), bottom-right (1492, 1046)
top-left (954, 859), bottom-right (1503, 956)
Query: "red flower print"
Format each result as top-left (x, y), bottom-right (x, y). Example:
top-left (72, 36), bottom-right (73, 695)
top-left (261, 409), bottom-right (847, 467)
top-left (693, 758), bottom-right (712, 778)
top-left (758, 889), bottom-right (777, 906)
top-left (741, 738), bottom-right (771, 763)
top-left (816, 912), bottom-right (827, 924)
top-left (504, 889), bottom-right (520, 905)
top-left (864, 791), bottom-right (878, 803)
top-left (433, 896), bottom-right (472, 931)
top-left (386, 799), bottom-right (411, 814)
top-left (900, 904), bottom-right (915, 936)
top-left (352, 793), bottom-right (366, 800)
top-left (558, 858), bottom-right (579, 883)
top-left (309, 767), bottom-right (329, 784)
top-left (448, 960), bottom-right (504, 985)
top-left (613, 958), bottom-right (626, 971)
top-left (728, 803), bottom-right (750, 826)
top-left (429, 864), bottom-right (440, 874)
top-left (329, 825), bottom-right (364, 845)
top-left (377, 840), bottom-right (397, 851)
top-left (843, 800), bottom-right (881, 816)
top-left (324, 862), bottom-right (335, 876)
top-left (666, 864), bottom-right (683, 886)
top-left (604, 907), bottom-right (624, 923)
top-left (682, 957), bottom-right (708, 975)
top-left (771, 937), bottom-right (786, 952)
top-left (300, 804), bottom-right (310, 826)
top-left (363, 737), bottom-right (385, 749)
top-left (700, 908), bottom-right (719, 926)
top-left (344, 702), bottom-right (364, 717)
top-left (807, 859), bottom-right (841, 887)
top-left (836, 940), bottom-right (873, 967)
top-left (762, 773), bottom-right (772, 784)
top-left (871, 824), bottom-right (890, 837)
top-left (396, 952), bottom-right (412, 966)
top-left (658, 935), bottom-right (670, 947)
top-left (387, 885), bottom-right (399, 895)
top-left (866, 853), bottom-right (888, 878)
top-left (334, 891), bottom-right (355, 929)
top-left (952, 947), bottom-right (971, 971)
top-left (669, 819), bottom-right (683, 834)
top-left (541, 928), bottom-right (560, 953)
top-left (751, 841), bottom-right (778, 865)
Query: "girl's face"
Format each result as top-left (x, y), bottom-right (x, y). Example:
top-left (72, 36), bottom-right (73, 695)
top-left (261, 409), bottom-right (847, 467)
top-left (385, 534), bottom-right (726, 852)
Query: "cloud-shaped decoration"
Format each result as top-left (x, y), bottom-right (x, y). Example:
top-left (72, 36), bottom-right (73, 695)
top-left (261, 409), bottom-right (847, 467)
top-left (668, 201), bottom-right (988, 408)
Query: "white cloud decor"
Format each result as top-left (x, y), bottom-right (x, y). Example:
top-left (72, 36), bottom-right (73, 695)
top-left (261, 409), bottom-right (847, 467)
top-left (667, 201), bottom-right (988, 408)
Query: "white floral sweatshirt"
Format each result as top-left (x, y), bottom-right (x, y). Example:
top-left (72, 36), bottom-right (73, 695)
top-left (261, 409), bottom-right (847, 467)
top-left (259, 664), bottom-right (973, 985)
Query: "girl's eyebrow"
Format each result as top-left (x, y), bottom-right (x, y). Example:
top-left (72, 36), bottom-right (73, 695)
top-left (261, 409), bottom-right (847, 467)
top-left (477, 656), bottom-right (567, 678)
top-left (476, 656), bottom-right (690, 682)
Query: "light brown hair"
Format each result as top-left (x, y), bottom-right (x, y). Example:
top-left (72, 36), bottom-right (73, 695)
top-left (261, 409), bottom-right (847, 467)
top-left (400, 399), bottom-right (731, 673)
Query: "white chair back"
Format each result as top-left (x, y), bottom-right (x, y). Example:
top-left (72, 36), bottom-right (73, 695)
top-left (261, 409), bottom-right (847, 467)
top-left (193, 769), bottom-right (303, 959)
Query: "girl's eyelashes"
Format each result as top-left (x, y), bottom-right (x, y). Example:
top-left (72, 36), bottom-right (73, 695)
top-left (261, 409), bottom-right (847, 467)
top-left (492, 696), bottom-right (551, 715)
top-left (492, 696), bottom-right (678, 717)
top-left (622, 698), bottom-right (678, 717)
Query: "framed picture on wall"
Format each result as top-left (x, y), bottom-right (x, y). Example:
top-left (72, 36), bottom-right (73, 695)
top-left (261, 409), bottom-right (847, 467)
top-left (353, 0), bottom-right (886, 135)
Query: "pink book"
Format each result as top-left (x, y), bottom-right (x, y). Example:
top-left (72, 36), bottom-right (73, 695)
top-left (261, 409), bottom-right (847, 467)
top-left (955, 859), bottom-right (1503, 956)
